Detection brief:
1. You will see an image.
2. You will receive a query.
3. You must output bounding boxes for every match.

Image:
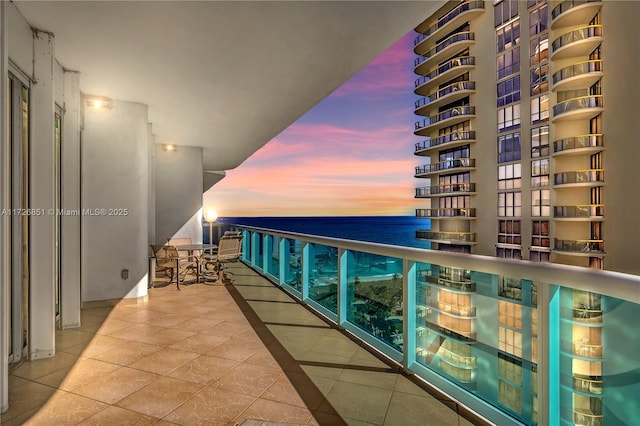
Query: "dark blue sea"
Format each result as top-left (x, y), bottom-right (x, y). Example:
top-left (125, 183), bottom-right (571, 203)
top-left (214, 216), bottom-right (432, 250)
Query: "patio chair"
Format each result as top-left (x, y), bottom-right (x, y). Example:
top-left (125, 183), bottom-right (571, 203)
top-left (155, 245), bottom-right (197, 290)
top-left (201, 232), bottom-right (244, 284)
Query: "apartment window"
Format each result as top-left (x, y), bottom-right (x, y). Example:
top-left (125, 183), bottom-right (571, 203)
top-left (531, 282), bottom-right (539, 307)
top-left (439, 195), bottom-right (471, 209)
top-left (530, 64), bottom-right (548, 95)
top-left (531, 220), bottom-right (550, 248)
top-left (531, 126), bottom-right (549, 157)
top-left (438, 121), bottom-right (470, 137)
top-left (529, 250), bottom-right (550, 263)
top-left (498, 192), bottom-right (522, 217)
top-left (497, 47), bottom-right (521, 79)
top-left (530, 95), bottom-right (549, 125)
top-left (498, 132), bottom-right (521, 163)
top-left (439, 244), bottom-right (471, 254)
top-left (499, 220), bottom-right (521, 245)
top-left (497, 247), bottom-right (522, 259)
top-left (439, 145), bottom-right (470, 162)
top-left (497, 18), bottom-right (521, 52)
top-left (498, 164), bottom-right (522, 190)
top-left (531, 189), bottom-right (550, 217)
top-left (530, 34), bottom-right (548, 66)
top-left (529, 3), bottom-right (548, 35)
top-left (499, 327), bottom-right (523, 358)
top-left (499, 301), bottom-right (522, 330)
top-left (498, 103), bottom-right (521, 132)
top-left (531, 159), bottom-right (549, 187)
top-left (499, 380), bottom-right (522, 414)
top-left (494, 0), bottom-right (520, 28)
top-left (500, 276), bottom-right (523, 301)
top-left (499, 352), bottom-right (523, 385)
top-left (497, 75), bottom-right (521, 107)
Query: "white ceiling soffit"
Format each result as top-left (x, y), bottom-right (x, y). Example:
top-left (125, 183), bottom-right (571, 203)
top-left (15, 1), bottom-right (443, 172)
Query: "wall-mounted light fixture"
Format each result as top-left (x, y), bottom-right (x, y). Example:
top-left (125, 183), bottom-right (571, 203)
top-left (84, 95), bottom-right (113, 109)
top-left (162, 144), bottom-right (177, 152)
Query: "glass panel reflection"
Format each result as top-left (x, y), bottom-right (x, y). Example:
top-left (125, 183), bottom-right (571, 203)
top-left (308, 243), bottom-right (338, 313)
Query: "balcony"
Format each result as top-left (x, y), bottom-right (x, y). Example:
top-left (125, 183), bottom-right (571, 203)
top-left (426, 299), bottom-right (477, 318)
top-left (416, 208), bottom-right (476, 219)
top-left (414, 56), bottom-right (475, 96)
top-left (416, 230), bottom-right (477, 245)
top-left (573, 410), bottom-right (603, 426)
top-left (425, 322), bottom-right (476, 343)
top-left (415, 131), bottom-right (475, 155)
top-left (572, 305), bottom-right (603, 323)
top-left (553, 169), bottom-right (604, 188)
top-left (550, 25), bottom-right (603, 60)
top-left (552, 60), bottom-right (603, 91)
top-left (428, 346), bottom-right (477, 369)
top-left (552, 95), bottom-right (603, 122)
top-left (573, 375), bottom-right (603, 394)
top-left (553, 204), bottom-right (604, 221)
top-left (415, 106), bottom-right (476, 135)
top-left (553, 134), bottom-right (603, 157)
top-left (554, 238), bottom-right (605, 257)
top-left (414, 32), bottom-right (475, 75)
top-left (551, 0), bottom-right (603, 30)
top-left (415, 81), bottom-right (476, 115)
top-left (414, 1), bottom-right (485, 55)
top-left (415, 182), bottom-right (476, 197)
top-left (415, 158), bottom-right (475, 177)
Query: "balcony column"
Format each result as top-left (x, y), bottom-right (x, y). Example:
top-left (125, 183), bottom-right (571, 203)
top-left (0, 0), bottom-right (9, 413)
top-left (337, 248), bottom-right (347, 326)
top-left (29, 29), bottom-right (56, 359)
top-left (403, 260), bottom-right (417, 374)
top-left (60, 70), bottom-right (81, 329)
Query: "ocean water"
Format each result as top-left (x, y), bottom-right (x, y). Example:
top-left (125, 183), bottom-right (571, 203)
top-left (215, 216), bottom-right (432, 250)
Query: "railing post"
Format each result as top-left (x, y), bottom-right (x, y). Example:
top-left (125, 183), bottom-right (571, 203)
top-left (541, 282), bottom-right (558, 426)
top-left (301, 242), bottom-right (310, 302)
top-left (262, 234), bottom-right (269, 272)
top-left (403, 260), bottom-right (416, 374)
top-left (278, 237), bottom-right (286, 286)
top-left (337, 248), bottom-right (348, 327)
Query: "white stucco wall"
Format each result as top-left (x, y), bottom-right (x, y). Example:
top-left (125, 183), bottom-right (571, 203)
top-left (7, 3), bottom-right (32, 76)
top-left (154, 144), bottom-right (203, 244)
top-left (81, 99), bottom-right (150, 301)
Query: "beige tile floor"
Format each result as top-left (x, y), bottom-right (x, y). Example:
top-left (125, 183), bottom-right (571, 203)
top-left (2, 263), bottom-right (484, 426)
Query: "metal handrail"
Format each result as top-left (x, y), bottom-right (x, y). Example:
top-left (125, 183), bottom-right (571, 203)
top-left (415, 32), bottom-right (475, 67)
top-left (552, 60), bottom-right (602, 85)
top-left (551, 25), bottom-right (603, 52)
top-left (414, 1), bottom-right (485, 45)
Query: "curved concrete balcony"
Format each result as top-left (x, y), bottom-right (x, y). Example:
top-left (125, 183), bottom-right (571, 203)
top-left (553, 238), bottom-right (605, 257)
top-left (551, 0), bottom-right (603, 30)
top-left (427, 346), bottom-right (477, 370)
top-left (415, 106), bottom-right (475, 136)
top-left (573, 410), bottom-right (604, 426)
top-left (426, 322), bottom-right (476, 343)
top-left (553, 134), bottom-right (603, 157)
top-left (573, 376), bottom-right (603, 395)
top-left (550, 25), bottom-right (602, 60)
top-left (426, 299), bottom-right (477, 318)
top-left (552, 95), bottom-right (603, 122)
top-left (415, 158), bottom-right (475, 177)
top-left (552, 60), bottom-right (603, 91)
top-left (415, 81), bottom-right (476, 116)
top-left (416, 230), bottom-right (477, 245)
top-left (414, 32), bottom-right (475, 76)
top-left (414, 1), bottom-right (485, 55)
top-left (553, 204), bottom-right (604, 221)
top-left (554, 169), bottom-right (604, 188)
top-left (415, 182), bottom-right (476, 198)
top-left (415, 131), bottom-right (476, 156)
top-left (416, 208), bottom-right (476, 219)
top-left (414, 56), bottom-right (475, 96)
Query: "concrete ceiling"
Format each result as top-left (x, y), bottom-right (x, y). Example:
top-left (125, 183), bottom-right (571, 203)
top-left (15, 1), bottom-right (443, 177)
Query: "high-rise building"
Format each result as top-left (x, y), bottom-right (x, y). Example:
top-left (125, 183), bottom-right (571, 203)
top-left (413, 1), bottom-right (639, 424)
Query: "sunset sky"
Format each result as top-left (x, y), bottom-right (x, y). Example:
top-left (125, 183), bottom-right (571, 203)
top-left (204, 31), bottom-right (423, 217)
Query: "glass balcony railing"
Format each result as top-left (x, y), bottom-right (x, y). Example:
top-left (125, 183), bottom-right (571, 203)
top-left (551, 25), bottom-right (602, 53)
top-left (416, 208), bottom-right (476, 218)
top-left (415, 106), bottom-right (476, 132)
top-left (553, 95), bottom-right (603, 117)
top-left (415, 158), bottom-right (475, 175)
top-left (415, 131), bottom-right (475, 154)
top-left (552, 0), bottom-right (602, 21)
top-left (552, 60), bottom-right (602, 85)
top-left (554, 169), bottom-right (604, 185)
top-left (414, 1), bottom-right (484, 46)
top-left (416, 230), bottom-right (476, 243)
top-left (554, 204), bottom-right (604, 218)
top-left (233, 225), bottom-right (640, 426)
top-left (414, 32), bottom-right (475, 68)
top-left (415, 182), bottom-right (476, 197)
top-left (414, 56), bottom-right (475, 89)
top-left (572, 305), bottom-right (603, 322)
top-left (415, 81), bottom-right (476, 110)
top-left (553, 134), bottom-right (603, 154)
top-left (554, 238), bottom-right (605, 254)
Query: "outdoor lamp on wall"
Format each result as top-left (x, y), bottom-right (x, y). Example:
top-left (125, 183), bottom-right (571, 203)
top-left (204, 208), bottom-right (218, 250)
top-left (162, 144), bottom-right (177, 152)
top-left (84, 95), bottom-right (113, 109)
